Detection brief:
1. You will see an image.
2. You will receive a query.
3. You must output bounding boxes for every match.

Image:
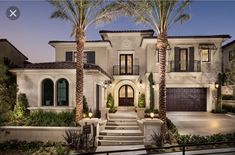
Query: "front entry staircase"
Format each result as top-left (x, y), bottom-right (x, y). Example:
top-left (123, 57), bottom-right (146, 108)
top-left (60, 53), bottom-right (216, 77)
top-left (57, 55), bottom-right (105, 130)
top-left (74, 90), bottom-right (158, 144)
top-left (98, 110), bottom-right (144, 146)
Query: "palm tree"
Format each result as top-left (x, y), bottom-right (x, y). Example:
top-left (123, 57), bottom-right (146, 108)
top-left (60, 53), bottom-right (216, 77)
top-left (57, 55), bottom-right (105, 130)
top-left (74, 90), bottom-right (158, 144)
top-left (118, 0), bottom-right (190, 141)
top-left (49, 0), bottom-right (122, 123)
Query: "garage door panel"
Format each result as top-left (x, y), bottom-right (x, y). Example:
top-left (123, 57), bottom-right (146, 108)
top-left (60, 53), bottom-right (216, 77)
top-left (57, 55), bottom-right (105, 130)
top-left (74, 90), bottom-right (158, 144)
top-left (166, 88), bottom-right (206, 111)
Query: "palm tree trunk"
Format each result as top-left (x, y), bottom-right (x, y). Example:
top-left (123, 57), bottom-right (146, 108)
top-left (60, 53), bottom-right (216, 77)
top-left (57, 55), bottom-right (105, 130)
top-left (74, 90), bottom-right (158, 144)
top-left (157, 32), bottom-right (168, 142)
top-left (75, 28), bottom-right (85, 123)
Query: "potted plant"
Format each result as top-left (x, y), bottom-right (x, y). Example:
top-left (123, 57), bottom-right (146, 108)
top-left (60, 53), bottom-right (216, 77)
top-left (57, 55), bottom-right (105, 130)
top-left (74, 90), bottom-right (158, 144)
top-left (136, 94), bottom-right (146, 119)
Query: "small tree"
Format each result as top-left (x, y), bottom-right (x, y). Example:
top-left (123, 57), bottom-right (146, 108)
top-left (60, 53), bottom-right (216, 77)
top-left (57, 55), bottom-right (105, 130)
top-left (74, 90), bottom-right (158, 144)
top-left (83, 96), bottom-right (89, 117)
top-left (107, 93), bottom-right (116, 113)
top-left (13, 93), bottom-right (29, 119)
top-left (138, 94), bottom-right (145, 108)
top-left (0, 64), bottom-right (18, 116)
top-left (148, 72), bottom-right (155, 110)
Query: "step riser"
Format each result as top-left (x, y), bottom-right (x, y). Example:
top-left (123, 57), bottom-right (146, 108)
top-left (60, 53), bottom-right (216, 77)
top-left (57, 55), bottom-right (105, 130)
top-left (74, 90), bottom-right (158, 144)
top-left (108, 119), bottom-right (137, 122)
top-left (109, 116), bottom-right (137, 120)
top-left (106, 123), bottom-right (138, 126)
top-left (105, 126), bottom-right (139, 130)
top-left (99, 137), bottom-right (144, 140)
top-left (100, 133), bottom-right (143, 136)
top-left (99, 141), bottom-right (143, 146)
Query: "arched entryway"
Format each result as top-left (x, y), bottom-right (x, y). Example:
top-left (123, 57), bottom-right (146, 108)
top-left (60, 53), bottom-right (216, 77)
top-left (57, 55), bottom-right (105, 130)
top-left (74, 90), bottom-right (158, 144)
top-left (118, 85), bottom-right (134, 106)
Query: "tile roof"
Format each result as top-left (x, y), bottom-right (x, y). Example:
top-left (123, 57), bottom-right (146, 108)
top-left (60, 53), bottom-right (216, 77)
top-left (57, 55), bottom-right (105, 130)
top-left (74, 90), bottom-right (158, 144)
top-left (222, 40), bottom-right (235, 49)
top-left (14, 62), bottom-right (112, 79)
top-left (99, 29), bottom-right (154, 34)
top-left (0, 39), bottom-right (28, 60)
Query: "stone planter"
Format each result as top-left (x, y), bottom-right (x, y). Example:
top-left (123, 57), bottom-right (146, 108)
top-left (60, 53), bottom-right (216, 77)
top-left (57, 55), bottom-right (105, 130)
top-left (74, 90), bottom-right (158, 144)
top-left (136, 107), bottom-right (145, 120)
top-left (137, 118), bottom-right (163, 145)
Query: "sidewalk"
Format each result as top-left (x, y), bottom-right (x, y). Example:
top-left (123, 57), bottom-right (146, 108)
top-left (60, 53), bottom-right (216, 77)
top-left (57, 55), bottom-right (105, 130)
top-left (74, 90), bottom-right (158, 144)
top-left (96, 145), bottom-right (146, 155)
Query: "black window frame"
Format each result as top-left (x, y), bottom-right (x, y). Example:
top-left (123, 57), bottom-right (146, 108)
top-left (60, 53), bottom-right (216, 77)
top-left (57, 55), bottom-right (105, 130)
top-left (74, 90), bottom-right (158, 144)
top-left (56, 78), bottom-right (69, 106)
top-left (42, 79), bottom-right (54, 106)
top-left (65, 51), bottom-right (74, 61)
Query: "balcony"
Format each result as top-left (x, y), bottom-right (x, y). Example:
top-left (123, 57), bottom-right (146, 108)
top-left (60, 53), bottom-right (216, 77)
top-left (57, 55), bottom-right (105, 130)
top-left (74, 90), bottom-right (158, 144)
top-left (168, 60), bottom-right (201, 72)
top-left (113, 65), bottom-right (139, 75)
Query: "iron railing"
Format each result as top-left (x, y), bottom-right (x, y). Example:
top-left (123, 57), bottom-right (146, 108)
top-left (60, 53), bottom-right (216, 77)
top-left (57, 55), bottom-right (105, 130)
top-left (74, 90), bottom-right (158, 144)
top-left (113, 65), bottom-right (139, 75)
top-left (168, 60), bottom-right (201, 72)
top-left (75, 141), bottom-right (235, 155)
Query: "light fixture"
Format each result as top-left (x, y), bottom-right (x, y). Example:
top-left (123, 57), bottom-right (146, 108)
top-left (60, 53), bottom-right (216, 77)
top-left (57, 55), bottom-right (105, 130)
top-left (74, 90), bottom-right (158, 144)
top-left (139, 79), bottom-right (142, 87)
top-left (215, 82), bottom-right (219, 89)
top-left (152, 83), bottom-right (155, 89)
top-left (83, 113), bottom-right (87, 118)
top-left (88, 109), bottom-right (93, 119)
top-left (150, 112), bottom-right (154, 119)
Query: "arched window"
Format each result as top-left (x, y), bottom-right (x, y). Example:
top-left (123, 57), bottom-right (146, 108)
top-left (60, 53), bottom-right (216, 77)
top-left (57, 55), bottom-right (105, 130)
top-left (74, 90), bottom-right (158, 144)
top-left (42, 79), bottom-right (54, 106)
top-left (57, 78), bottom-right (69, 106)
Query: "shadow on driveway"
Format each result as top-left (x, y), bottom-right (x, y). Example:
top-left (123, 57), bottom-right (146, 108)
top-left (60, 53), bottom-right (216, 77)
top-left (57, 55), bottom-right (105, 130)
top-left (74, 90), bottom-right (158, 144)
top-left (167, 112), bottom-right (235, 136)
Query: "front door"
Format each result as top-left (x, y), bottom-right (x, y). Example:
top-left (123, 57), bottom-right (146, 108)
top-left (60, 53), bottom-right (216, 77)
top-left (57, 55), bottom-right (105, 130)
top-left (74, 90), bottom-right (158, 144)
top-left (120, 54), bottom-right (133, 75)
top-left (119, 85), bottom-right (134, 106)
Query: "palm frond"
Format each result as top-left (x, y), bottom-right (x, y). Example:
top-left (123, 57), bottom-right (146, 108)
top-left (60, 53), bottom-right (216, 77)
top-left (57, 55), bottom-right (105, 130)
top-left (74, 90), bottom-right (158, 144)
top-left (174, 14), bottom-right (190, 24)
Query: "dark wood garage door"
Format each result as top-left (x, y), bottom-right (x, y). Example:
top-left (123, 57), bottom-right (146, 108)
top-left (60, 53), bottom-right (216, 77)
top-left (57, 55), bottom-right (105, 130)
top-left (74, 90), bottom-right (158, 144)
top-left (166, 88), bottom-right (206, 111)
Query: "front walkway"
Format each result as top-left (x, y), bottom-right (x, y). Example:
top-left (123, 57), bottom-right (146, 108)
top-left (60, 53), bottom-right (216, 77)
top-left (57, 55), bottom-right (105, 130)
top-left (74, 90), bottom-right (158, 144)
top-left (167, 112), bottom-right (235, 135)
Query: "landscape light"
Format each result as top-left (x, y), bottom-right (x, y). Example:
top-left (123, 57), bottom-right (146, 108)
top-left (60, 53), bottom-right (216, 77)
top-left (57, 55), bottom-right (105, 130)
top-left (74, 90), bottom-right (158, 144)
top-left (150, 112), bottom-right (154, 119)
top-left (215, 82), bottom-right (219, 89)
top-left (88, 111), bottom-right (93, 119)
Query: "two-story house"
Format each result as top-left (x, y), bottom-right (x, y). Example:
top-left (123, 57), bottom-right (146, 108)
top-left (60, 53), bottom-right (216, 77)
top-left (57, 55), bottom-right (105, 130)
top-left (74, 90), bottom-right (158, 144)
top-left (0, 39), bottom-right (28, 67)
top-left (10, 30), bottom-right (230, 114)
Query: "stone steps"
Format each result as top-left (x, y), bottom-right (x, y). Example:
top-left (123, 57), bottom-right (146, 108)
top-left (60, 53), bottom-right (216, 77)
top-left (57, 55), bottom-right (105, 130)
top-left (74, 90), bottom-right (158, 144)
top-left (99, 135), bottom-right (144, 140)
top-left (98, 139), bottom-right (143, 146)
top-left (98, 110), bottom-right (144, 146)
top-left (105, 125), bottom-right (139, 130)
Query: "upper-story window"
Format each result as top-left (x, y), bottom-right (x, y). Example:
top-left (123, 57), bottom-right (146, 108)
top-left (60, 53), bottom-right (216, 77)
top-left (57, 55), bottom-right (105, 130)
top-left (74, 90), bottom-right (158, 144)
top-left (201, 49), bottom-right (210, 62)
top-left (65, 51), bottom-right (95, 64)
top-left (65, 51), bottom-right (74, 61)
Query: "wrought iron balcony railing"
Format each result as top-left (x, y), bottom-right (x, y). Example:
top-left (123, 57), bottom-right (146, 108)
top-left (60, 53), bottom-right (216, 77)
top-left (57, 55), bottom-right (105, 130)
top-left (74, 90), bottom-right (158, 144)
top-left (113, 65), bottom-right (139, 75)
top-left (168, 60), bottom-right (201, 72)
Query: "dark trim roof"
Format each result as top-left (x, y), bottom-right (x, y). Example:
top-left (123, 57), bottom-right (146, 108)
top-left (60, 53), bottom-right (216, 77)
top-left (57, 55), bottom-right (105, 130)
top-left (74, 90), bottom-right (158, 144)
top-left (0, 39), bottom-right (28, 60)
top-left (48, 40), bottom-right (112, 47)
top-left (13, 62), bottom-right (112, 79)
top-left (99, 29), bottom-right (154, 34)
top-left (140, 35), bottom-right (231, 47)
top-left (222, 40), bottom-right (235, 49)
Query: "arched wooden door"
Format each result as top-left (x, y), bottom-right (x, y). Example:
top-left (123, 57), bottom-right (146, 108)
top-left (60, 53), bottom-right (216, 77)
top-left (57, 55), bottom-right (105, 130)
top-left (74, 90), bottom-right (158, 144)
top-left (119, 85), bottom-right (134, 106)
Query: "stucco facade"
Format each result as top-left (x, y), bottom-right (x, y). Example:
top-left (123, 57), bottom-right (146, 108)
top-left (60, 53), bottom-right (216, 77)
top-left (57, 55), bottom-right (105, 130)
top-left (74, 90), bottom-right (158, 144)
top-left (10, 30), bottom-right (230, 113)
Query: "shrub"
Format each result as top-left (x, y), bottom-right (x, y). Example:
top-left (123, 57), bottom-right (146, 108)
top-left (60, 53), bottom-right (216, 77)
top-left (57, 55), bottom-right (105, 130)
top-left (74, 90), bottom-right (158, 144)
top-left (26, 110), bottom-right (75, 126)
top-left (151, 131), bottom-right (163, 146)
top-left (13, 93), bottom-right (29, 119)
top-left (145, 108), bottom-right (158, 114)
top-left (138, 94), bottom-right (145, 108)
top-left (64, 130), bottom-right (84, 149)
top-left (83, 96), bottom-right (89, 116)
top-left (106, 93), bottom-right (116, 113)
top-left (148, 72), bottom-right (155, 110)
top-left (222, 103), bottom-right (235, 113)
top-left (222, 95), bottom-right (234, 100)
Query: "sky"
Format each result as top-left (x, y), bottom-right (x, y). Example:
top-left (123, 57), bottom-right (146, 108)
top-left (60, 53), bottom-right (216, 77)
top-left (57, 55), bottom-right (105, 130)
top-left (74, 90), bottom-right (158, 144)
top-left (0, 0), bottom-right (235, 63)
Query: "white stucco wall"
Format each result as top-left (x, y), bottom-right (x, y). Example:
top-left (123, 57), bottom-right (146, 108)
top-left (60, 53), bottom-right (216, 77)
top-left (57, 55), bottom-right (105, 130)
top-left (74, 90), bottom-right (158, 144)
top-left (12, 69), bottom-right (109, 113)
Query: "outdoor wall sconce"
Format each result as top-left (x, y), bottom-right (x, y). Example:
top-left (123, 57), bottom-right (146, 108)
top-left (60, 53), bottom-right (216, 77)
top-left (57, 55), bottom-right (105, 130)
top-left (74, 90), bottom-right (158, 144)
top-left (139, 79), bottom-right (142, 87)
top-left (215, 82), bottom-right (219, 89)
top-left (104, 80), bottom-right (112, 88)
top-left (150, 112), bottom-right (154, 119)
top-left (152, 83), bottom-right (155, 89)
top-left (88, 110), bottom-right (93, 119)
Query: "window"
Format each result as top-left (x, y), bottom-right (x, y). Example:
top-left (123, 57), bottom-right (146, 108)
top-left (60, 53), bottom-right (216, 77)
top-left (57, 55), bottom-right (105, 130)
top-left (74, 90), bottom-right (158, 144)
top-left (201, 49), bottom-right (210, 62)
top-left (65, 51), bottom-right (73, 61)
top-left (57, 78), bottom-right (69, 106)
top-left (84, 51), bottom-right (95, 64)
top-left (42, 79), bottom-right (54, 106)
top-left (65, 51), bottom-right (95, 63)
top-left (229, 50), bottom-right (235, 61)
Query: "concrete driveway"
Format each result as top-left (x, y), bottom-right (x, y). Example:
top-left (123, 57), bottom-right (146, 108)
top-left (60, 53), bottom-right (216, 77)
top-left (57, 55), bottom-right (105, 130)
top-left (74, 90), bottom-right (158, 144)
top-left (167, 112), bottom-right (235, 136)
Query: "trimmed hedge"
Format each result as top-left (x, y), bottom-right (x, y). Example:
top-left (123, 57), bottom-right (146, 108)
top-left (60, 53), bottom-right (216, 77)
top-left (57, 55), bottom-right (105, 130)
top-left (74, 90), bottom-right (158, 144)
top-left (25, 110), bottom-right (76, 126)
